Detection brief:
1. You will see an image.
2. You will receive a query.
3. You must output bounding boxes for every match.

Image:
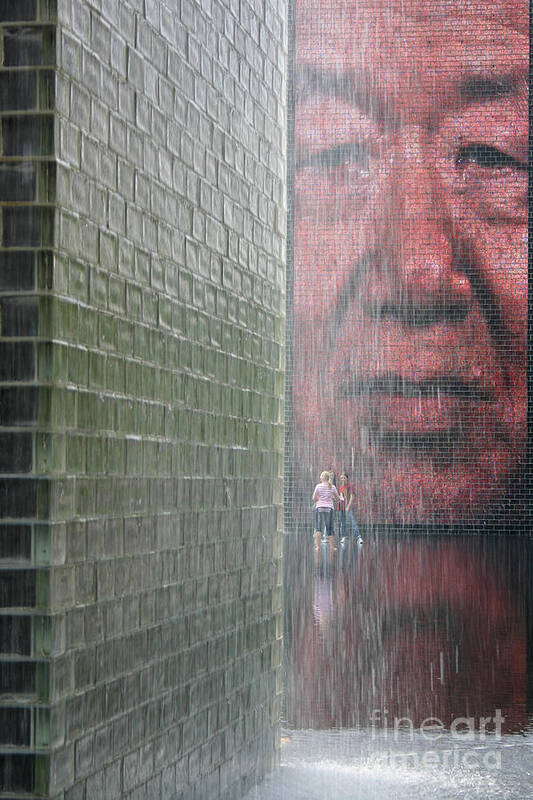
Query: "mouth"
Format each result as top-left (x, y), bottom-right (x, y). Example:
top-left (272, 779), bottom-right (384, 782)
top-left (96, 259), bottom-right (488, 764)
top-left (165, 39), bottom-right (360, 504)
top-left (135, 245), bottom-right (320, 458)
top-left (341, 374), bottom-right (496, 445)
top-left (343, 375), bottom-right (494, 403)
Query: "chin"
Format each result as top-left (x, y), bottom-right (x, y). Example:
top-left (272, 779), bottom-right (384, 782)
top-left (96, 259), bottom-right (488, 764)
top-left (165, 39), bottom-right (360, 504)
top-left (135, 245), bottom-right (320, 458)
top-left (352, 462), bottom-right (525, 527)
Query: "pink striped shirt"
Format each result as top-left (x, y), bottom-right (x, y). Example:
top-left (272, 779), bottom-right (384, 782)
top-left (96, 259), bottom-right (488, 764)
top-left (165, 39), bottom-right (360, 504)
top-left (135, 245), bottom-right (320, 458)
top-left (313, 482), bottom-right (339, 509)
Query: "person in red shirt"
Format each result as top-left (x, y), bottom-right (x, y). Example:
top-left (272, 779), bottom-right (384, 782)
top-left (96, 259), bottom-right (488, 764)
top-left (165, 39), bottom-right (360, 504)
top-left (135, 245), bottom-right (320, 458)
top-left (338, 472), bottom-right (363, 543)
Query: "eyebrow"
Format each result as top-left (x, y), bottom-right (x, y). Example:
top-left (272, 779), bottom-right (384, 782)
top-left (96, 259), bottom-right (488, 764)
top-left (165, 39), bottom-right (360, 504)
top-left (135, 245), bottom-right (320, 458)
top-left (295, 65), bottom-right (368, 108)
top-left (295, 64), bottom-right (527, 111)
top-left (296, 140), bottom-right (367, 170)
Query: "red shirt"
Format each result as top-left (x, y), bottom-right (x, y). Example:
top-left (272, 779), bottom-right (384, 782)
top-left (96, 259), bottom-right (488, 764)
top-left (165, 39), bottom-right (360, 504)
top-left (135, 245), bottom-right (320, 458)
top-left (338, 483), bottom-right (353, 510)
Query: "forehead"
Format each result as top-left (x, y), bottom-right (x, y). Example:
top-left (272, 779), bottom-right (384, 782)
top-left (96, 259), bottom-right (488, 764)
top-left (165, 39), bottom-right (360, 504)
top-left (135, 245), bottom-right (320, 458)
top-left (296, 0), bottom-right (528, 101)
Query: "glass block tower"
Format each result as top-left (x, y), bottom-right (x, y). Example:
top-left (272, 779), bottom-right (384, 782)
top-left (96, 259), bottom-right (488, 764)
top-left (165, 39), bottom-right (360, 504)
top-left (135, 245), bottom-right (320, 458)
top-left (0, 1), bottom-right (286, 797)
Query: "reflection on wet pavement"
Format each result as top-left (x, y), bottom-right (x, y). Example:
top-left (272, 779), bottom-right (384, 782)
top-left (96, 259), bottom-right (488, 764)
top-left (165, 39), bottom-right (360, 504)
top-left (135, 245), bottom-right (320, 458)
top-left (286, 534), bottom-right (529, 732)
top-left (245, 534), bottom-right (532, 799)
top-left (244, 728), bottom-right (533, 799)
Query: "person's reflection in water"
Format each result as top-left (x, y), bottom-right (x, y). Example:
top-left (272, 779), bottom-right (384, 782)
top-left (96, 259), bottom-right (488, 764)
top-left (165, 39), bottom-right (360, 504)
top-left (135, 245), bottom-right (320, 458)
top-left (287, 537), bottom-right (528, 733)
top-left (292, 0), bottom-right (528, 525)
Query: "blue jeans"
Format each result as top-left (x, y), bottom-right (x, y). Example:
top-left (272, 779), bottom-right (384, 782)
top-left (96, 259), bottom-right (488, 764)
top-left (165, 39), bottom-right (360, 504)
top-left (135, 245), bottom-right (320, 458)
top-left (338, 510), bottom-right (359, 537)
top-left (338, 509), bottom-right (346, 537)
top-left (348, 510), bottom-right (360, 537)
top-left (315, 508), bottom-right (334, 537)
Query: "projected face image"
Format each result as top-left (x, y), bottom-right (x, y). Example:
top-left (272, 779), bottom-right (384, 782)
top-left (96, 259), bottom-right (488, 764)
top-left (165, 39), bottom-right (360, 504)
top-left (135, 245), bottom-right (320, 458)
top-left (293, 0), bottom-right (528, 523)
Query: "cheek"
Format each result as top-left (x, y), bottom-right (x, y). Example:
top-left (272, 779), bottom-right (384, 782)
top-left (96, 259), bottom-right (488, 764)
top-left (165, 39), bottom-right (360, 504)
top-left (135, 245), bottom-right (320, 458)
top-left (293, 223), bottom-right (338, 317)
top-left (293, 217), bottom-right (371, 318)
top-left (480, 230), bottom-right (528, 343)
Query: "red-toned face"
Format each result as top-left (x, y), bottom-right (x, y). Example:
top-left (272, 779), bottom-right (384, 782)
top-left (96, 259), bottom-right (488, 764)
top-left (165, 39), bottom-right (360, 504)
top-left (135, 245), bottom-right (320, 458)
top-left (293, 0), bottom-right (528, 523)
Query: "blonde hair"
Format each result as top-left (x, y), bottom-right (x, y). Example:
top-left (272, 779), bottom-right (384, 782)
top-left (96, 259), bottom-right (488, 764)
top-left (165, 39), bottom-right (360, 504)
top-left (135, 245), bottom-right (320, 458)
top-left (320, 470), bottom-right (332, 487)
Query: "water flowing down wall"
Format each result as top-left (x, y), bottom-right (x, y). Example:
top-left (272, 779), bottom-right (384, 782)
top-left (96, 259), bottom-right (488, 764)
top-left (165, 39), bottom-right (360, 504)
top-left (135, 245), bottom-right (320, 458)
top-left (282, 0), bottom-right (531, 789)
top-left (288, 0), bottom-right (528, 533)
top-left (0, 1), bottom-right (287, 797)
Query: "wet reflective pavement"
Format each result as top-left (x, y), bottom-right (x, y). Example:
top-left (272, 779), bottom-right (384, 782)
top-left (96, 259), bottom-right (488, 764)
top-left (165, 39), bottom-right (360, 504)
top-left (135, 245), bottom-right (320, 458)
top-left (247, 534), bottom-right (533, 799)
top-left (244, 728), bottom-right (533, 799)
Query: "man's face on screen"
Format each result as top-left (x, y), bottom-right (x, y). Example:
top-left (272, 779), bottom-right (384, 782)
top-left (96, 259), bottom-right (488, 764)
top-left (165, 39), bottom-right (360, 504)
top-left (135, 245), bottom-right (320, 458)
top-left (293, 0), bottom-right (528, 523)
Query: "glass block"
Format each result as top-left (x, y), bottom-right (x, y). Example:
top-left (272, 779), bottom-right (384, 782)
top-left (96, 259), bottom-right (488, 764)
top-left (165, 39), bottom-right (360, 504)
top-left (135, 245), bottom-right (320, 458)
top-left (0, 660), bottom-right (36, 695)
top-left (2, 114), bottom-right (54, 156)
top-left (0, 251), bottom-right (36, 290)
top-left (0, 753), bottom-right (35, 792)
top-left (0, 525), bottom-right (32, 561)
top-left (0, 71), bottom-right (37, 110)
top-left (0, 570), bottom-right (36, 607)
top-left (0, 615), bottom-right (31, 655)
top-left (0, 708), bottom-right (31, 746)
top-left (0, 297), bottom-right (39, 337)
top-left (0, 434), bottom-right (33, 473)
top-left (3, 27), bottom-right (49, 66)
top-left (0, 163), bottom-right (36, 201)
top-left (0, 0), bottom-right (37, 21)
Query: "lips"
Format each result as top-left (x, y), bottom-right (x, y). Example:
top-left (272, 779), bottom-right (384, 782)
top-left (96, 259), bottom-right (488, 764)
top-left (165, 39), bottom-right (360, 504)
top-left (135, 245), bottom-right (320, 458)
top-left (341, 374), bottom-right (496, 440)
top-left (343, 375), bottom-right (494, 402)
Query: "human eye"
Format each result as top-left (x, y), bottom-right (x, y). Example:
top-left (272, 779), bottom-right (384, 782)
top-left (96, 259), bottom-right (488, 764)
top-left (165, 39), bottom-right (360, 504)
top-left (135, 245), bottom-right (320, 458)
top-left (453, 142), bottom-right (527, 223)
top-left (455, 143), bottom-right (526, 172)
top-left (294, 140), bottom-right (372, 220)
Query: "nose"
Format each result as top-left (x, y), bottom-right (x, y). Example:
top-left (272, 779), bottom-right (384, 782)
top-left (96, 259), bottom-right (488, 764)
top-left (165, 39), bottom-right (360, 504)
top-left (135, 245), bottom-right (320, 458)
top-left (374, 137), bottom-right (472, 319)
